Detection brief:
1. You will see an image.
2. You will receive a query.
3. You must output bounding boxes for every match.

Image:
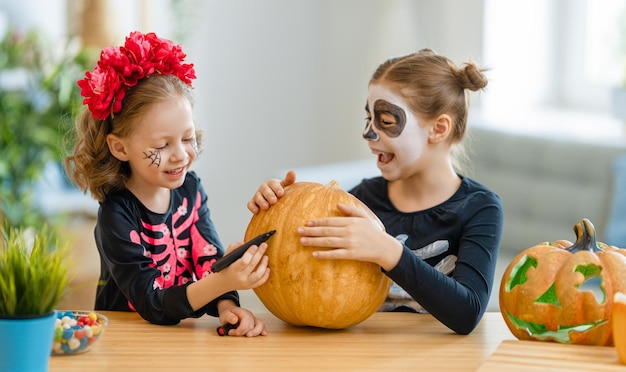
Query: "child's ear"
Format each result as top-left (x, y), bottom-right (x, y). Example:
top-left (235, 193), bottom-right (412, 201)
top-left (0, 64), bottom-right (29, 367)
top-left (428, 114), bottom-right (452, 143)
top-left (106, 134), bottom-right (130, 161)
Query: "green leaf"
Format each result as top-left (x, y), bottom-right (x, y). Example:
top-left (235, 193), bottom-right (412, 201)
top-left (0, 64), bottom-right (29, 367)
top-left (0, 225), bottom-right (72, 316)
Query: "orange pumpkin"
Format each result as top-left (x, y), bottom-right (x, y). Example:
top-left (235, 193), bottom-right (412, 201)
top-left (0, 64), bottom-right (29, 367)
top-left (245, 180), bottom-right (391, 329)
top-left (499, 219), bottom-right (626, 345)
top-left (613, 292), bottom-right (626, 364)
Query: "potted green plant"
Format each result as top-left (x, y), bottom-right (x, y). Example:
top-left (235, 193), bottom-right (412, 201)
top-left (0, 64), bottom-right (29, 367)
top-left (0, 224), bottom-right (72, 372)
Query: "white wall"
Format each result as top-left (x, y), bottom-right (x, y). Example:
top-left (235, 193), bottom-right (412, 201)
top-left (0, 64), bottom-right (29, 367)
top-left (189, 0), bottom-right (414, 245)
top-left (185, 0), bottom-right (484, 244)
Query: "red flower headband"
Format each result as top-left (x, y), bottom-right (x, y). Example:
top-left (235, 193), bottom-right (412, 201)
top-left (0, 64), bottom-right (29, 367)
top-left (78, 31), bottom-right (196, 120)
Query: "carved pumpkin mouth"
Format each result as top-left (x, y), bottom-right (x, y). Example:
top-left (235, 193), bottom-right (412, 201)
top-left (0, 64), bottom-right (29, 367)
top-left (506, 255), bottom-right (606, 306)
top-left (506, 311), bottom-right (607, 343)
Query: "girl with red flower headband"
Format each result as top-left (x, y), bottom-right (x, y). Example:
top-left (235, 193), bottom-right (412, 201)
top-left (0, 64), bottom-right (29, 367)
top-left (65, 31), bottom-right (269, 336)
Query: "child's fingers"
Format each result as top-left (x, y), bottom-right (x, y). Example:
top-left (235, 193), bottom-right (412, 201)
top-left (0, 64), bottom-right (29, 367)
top-left (244, 243), bottom-right (268, 267)
top-left (250, 264), bottom-right (270, 288)
top-left (248, 171), bottom-right (296, 214)
top-left (245, 318), bottom-right (268, 337)
top-left (224, 241), bottom-right (244, 254)
top-left (280, 170), bottom-right (297, 188)
top-left (247, 198), bottom-right (261, 214)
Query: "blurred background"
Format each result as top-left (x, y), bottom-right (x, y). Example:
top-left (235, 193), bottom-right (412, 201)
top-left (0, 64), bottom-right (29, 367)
top-left (2, 0), bottom-right (626, 310)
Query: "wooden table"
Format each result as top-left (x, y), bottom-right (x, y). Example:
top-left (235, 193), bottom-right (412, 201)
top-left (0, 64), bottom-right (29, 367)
top-left (478, 339), bottom-right (624, 371)
top-left (48, 310), bottom-right (626, 371)
top-left (49, 311), bottom-right (515, 371)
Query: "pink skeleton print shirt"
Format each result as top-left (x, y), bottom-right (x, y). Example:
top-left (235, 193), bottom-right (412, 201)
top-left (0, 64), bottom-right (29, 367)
top-left (129, 192), bottom-right (219, 293)
top-left (94, 172), bottom-right (238, 324)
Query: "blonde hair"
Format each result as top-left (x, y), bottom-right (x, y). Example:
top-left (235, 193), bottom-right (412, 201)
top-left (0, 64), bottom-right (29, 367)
top-left (369, 49), bottom-right (487, 144)
top-left (65, 74), bottom-right (199, 202)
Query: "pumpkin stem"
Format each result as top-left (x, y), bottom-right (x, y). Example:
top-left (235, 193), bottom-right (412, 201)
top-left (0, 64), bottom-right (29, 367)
top-left (567, 218), bottom-right (603, 253)
top-left (326, 180), bottom-right (341, 189)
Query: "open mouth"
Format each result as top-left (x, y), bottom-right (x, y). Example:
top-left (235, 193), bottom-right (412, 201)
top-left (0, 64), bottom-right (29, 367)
top-left (166, 167), bottom-right (185, 175)
top-left (378, 152), bottom-right (395, 165)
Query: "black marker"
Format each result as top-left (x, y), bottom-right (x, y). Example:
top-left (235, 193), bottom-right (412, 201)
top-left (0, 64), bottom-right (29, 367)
top-left (211, 230), bottom-right (276, 273)
top-left (216, 323), bottom-right (239, 336)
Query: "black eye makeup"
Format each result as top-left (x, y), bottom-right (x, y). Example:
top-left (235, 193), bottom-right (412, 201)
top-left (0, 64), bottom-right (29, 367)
top-left (372, 99), bottom-right (406, 138)
top-left (362, 104), bottom-right (379, 141)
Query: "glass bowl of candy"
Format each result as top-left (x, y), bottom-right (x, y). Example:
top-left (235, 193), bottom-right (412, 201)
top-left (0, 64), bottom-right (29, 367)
top-left (51, 310), bottom-right (108, 355)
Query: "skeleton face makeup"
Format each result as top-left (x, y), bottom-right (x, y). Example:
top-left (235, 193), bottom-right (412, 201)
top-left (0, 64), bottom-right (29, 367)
top-left (363, 100), bottom-right (407, 141)
top-left (364, 83), bottom-right (431, 181)
top-left (362, 118), bottom-right (379, 141)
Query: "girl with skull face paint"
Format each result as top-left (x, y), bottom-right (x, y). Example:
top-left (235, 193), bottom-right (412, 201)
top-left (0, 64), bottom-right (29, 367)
top-left (248, 49), bottom-right (503, 335)
top-left (65, 32), bottom-right (269, 336)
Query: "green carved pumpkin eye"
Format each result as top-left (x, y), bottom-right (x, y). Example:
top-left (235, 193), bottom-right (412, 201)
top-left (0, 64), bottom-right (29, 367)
top-left (533, 264), bottom-right (605, 305)
top-left (534, 283), bottom-right (560, 305)
top-left (504, 254), bottom-right (535, 292)
top-left (574, 264), bottom-right (605, 304)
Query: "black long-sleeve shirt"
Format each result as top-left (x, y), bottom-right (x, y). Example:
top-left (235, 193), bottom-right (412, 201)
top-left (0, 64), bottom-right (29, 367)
top-left (94, 171), bottom-right (239, 325)
top-left (350, 176), bottom-right (503, 334)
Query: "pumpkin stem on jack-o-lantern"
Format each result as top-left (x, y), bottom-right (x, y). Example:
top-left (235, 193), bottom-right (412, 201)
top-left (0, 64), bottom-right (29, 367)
top-left (567, 218), bottom-right (603, 254)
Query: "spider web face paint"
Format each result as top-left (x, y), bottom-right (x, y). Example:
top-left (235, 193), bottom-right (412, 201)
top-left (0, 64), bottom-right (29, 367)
top-left (143, 150), bottom-right (162, 167)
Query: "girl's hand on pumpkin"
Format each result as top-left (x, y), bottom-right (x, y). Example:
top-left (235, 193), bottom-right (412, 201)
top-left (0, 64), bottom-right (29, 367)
top-left (297, 203), bottom-right (403, 271)
top-left (218, 305), bottom-right (268, 337)
top-left (247, 170), bottom-right (297, 214)
top-left (221, 243), bottom-right (271, 290)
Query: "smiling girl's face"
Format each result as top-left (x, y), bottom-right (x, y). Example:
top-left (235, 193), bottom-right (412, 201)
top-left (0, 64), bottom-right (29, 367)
top-left (363, 83), bottom-right (432, 181)
top-left (107, 95), bottom-right (197, 197)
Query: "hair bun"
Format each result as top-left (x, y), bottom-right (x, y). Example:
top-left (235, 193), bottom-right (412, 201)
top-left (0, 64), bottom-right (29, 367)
top-left (459, 63), bottom-right (488, 91)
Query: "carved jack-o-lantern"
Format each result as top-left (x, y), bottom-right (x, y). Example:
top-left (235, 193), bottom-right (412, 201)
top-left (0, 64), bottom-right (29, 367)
top-left (499, 219), bottom-right (626, 345)
top-left (245, 181), bottom-right (391, 329)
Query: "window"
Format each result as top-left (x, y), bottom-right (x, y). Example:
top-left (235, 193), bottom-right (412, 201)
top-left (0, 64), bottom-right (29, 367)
top-left (477, 0), bottom-right (626, 138)
top-left (563, 0), bottom-right (626, 111)
top-left (585, 0), bottom-right (626, 87)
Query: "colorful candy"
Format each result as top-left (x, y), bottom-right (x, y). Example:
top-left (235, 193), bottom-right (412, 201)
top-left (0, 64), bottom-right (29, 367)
top-left (51, 311), bottom-right (106, 355)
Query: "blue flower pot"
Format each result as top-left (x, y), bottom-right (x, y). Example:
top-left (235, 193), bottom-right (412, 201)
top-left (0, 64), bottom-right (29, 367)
top-left (0, 311), bottom-right (56, 372)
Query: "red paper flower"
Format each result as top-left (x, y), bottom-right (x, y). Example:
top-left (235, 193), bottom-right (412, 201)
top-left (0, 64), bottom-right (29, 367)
top-left (77, 31), bottom-right (196, 120)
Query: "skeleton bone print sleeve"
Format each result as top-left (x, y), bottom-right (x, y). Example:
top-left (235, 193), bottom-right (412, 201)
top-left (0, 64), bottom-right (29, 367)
top-left (94, 171), bottom-right (239, 325)
top-left (350, 176), bottom-right (503, 334)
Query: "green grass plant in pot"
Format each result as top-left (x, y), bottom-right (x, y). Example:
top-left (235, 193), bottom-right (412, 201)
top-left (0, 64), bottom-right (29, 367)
top-left (0, 225), bottom-right (71, 372)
